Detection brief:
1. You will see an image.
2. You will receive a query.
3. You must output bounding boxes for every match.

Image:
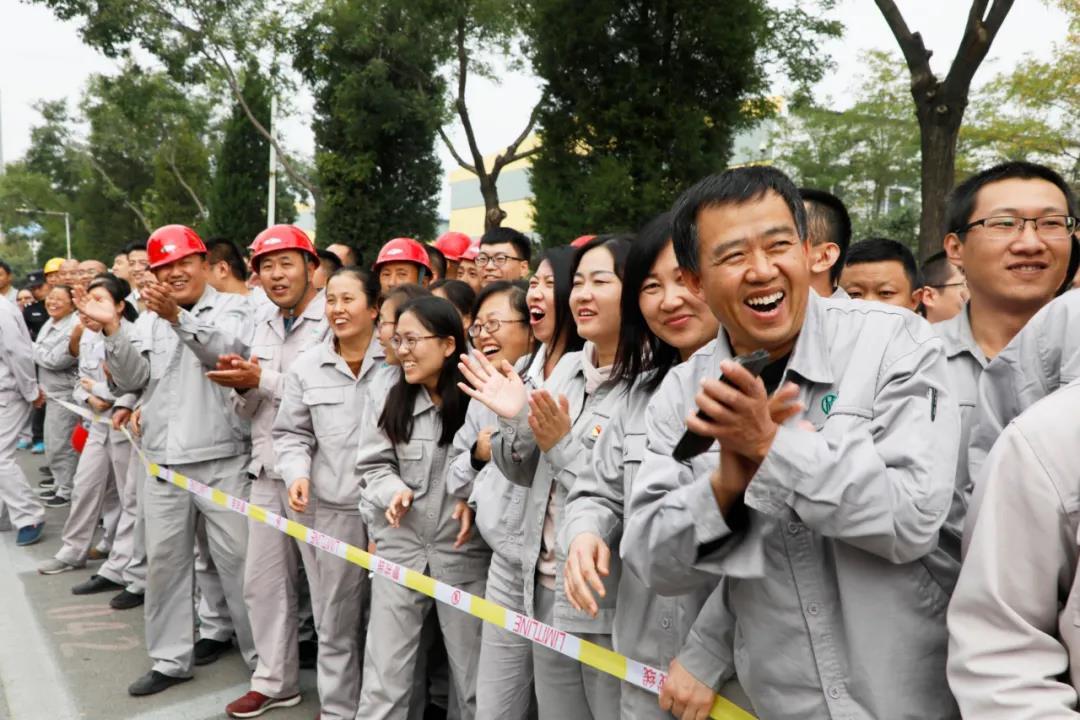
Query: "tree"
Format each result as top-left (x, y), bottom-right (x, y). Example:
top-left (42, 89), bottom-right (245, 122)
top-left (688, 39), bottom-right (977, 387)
top-left (527, 0), bottom-right (841, 245)
top-left (294, 0), bottom-right (443, 255)
top-left (206, 62), bottom-right (296, 245)
top-left (874, 0), bottom-right (1015, 259)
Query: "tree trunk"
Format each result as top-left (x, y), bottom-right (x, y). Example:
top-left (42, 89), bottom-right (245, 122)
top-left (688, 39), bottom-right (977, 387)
top-left (914, 93), bottom-right (964, 261)
top-left (480, 174), bottom-right (506, 231)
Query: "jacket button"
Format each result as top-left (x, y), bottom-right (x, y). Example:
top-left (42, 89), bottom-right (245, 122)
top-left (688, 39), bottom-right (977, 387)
top-left (427, 512), bottom-right (435, 519)
top-left (806, 603), bottom-right (819, 616)
top-left (660, 617), bottom-right (671, 629)
top-left (828, 686), bottom-right (842, 699)
top-left (787, 521), bottom-right (801, 534)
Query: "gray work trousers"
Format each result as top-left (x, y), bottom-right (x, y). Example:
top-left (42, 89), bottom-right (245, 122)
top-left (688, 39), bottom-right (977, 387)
top-left (532, 584), bottom-right (620, 720)
top-left (0, 396), bottom-right (44, 528)
top-left (44, 397), bottom-right (80, 500)
top-left (195, 517), bottom-right (234, 642)
top-left (55, 422), bottom-right (128, 567)
top-left (120, 441), bottom-right (147, 594)
top-left (244, 475), bottom-right (319, 700)
top-left (142, 454), bottom-right (254, 677)
top-left (476, 551), bottom-right (535, 720)
top-left (358, 574), bottom-right (486, 720)
top-left (310, 505), bottom-right (369, 720)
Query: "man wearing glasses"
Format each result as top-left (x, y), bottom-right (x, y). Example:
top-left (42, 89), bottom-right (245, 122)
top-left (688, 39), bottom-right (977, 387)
top-left (476, 227), bottom-right (531, 287)
top-left (935, 161), bottom-right (1077, 562)
top-left (919, 251), bottom-right (969, 323)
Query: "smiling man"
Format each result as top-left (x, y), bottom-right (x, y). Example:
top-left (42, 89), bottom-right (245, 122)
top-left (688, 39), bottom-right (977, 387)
top-left (622, 166), bottom-right (961, 719)
top-left (840, 237), bottom-right (922, 311)
top-left (477, 226), bottom-right (531, 287)
top-left (82, 224), bottom-right (257, 698)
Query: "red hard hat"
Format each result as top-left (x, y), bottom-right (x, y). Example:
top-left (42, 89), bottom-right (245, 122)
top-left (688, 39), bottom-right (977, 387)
top-left (250, 224), bottom-right (317, 271)
top-left (147, 225), bottom-right (208, 269)
top-left (570, 234), bottom-right (596, 248)
top-left (461, 240), bottom-right (481, 262)
top-left (432, 232), bottom-right (473, 261)
top-left (374, 237), bottom-right (432, 272)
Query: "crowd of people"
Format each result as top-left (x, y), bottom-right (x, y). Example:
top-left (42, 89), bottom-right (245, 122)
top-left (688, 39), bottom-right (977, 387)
top-left (1, 159), bottom-right (1079, 720)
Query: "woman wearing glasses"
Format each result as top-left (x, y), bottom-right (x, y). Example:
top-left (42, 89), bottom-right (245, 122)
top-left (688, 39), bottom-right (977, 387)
top-left (355, 295), bottom-right (491, 720)
top-left (273, 267), bottom-right (389, 720)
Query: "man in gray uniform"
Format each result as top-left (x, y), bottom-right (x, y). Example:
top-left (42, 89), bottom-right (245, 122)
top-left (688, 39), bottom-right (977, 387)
top-left (623, 166), bottom-right (961, 719)
top-left (82, 224), bottom-right (256, 697)
top-left (0, 297), bottom-right (46, 545)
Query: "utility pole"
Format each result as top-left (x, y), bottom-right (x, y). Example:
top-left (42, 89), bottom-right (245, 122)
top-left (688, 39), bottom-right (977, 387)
top-left (266, 94), bottom-right (277, 228)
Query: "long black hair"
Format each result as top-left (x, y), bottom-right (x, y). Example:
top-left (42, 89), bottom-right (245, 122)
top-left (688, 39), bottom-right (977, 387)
top-left (569, 233), bottom-right (633, 282)
top-left (88, 273), bottom-right (138, 322)
top-left (430, 279), bottom-right (476, 320)
top-left (610, 214), bottom-right (681, 393)
top-left (379, 296), bottom-right (469, 447)
top-left (536, 247), bottom-right (583, 358)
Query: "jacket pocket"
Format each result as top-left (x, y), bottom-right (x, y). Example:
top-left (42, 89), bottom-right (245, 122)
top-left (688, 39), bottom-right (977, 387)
top-left (622, 433), bottom-right (646, 515)
top-left (396, 439), bottom-right (430, 493)
top-left (303, 386), bottom-right (351, 436)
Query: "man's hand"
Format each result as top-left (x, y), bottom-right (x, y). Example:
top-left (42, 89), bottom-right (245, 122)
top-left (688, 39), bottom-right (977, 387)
top-left (386, 489), bottom-right (415, 528)
top-left (206, 354), bottom-right (262, 390)
top-left (528, 390), bottom-right (572, 452)
top-left (129, 407), bottom-right (142, 437)
top-left (33, 389), bottom-right (46, 408)
top-left (473, 427), bottom-right (494, 463)
top-left (288, 478), bottom-right (311, 513)
top-left (88, 396), bottom-right (112, 413)
top-left (141, 281), bottom-right (180, 324)
top-left (564, 533), bottom-right (610, 617)
top-left (659, 658), bottom-right (716, 720)
top-left (452, 500), bottom-right (473, 548)
top-left (112, 407), bottom-right (131, 432)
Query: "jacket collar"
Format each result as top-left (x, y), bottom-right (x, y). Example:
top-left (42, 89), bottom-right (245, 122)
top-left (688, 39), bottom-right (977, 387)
top-left (935, 305), bottom-right (987, 368)
top-left (319, 332), bottom-right (388, 382)
top-left (264, 290), bottom-right (327, 339)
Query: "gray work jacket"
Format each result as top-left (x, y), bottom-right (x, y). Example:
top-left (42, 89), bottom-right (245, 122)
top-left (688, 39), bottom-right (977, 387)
top-left (492, 350), bottom-right (620, 634)
top-left (273, 334), bottom-right (388, 509)
top-left (561, 375), bottom-right (731, 691)
top-left (33, 313), bottom-right (79, 397)
top-left (0, 299), bottom-right (39, 402)
top-left (103, 285), bottom-right (253, 465)
top-left (234, 294), bottom-right (328, 480)
top-left (948, 378), bottom-right (1080, 719)
top-left (623, 292), bottom-right (961, 720)
top-left (72, 324), bottom-right (134, 444)
top-left (357, 386), bottom-right (491, 586)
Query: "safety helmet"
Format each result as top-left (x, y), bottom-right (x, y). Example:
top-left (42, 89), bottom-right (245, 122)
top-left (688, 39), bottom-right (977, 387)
top-left (570, 234), bottom-right (596, 248)
top-left (249, 225), bottom-right (318, 271)
top-left (43, 257), bottom-right (65, 274)
top-left (147, 225), bottom-right (208, 269)
top-left (374, 237), bottom-right (432, 272)
top-left (461, 241), bottom-right (480, 263)
top-left (432, 232), bottom-right (473, 262)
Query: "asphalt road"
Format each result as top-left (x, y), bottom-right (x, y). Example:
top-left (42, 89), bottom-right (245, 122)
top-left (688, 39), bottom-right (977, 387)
top-left (0, 449), bottom-right (320, 720)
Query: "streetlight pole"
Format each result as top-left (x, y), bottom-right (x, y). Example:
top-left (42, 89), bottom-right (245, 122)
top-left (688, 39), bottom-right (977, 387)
top-left (15, 207), bottom-right (72, 259)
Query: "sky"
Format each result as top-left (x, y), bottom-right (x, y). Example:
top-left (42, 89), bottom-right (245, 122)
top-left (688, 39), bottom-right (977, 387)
top-left (0, 0), bottom-right (1068, 216)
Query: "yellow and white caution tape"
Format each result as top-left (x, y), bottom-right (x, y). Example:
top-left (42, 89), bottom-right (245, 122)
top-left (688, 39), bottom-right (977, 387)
top-left (55, 396), bottom-right (754, 720)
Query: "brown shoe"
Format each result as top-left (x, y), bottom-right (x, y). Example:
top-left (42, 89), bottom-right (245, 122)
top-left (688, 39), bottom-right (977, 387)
top-left (225, 691), bottom-right (301, 718)
top-left (87, 547), bottom-right (107, 561)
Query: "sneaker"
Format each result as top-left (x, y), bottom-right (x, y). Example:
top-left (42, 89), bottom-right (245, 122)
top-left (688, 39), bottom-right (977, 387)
top-left (30, 442), bottom-right (45, 454)
top-left (194, 637), bottom-right (233, 666)
top-left (38, 558), bottom-right (81, 575)
top-left (128, 670), bottom-right (192, 697)
top-left (39, 466), bottom-right (53, 476)
top-left (45, 495), bottom-right (71, 508)
top-left (71, 574), bottom-right (125, 595)
top-left (15, 523), bottom-right (44, 546)
top-left (38, 489), bottom-right (56, 499)
top-left (16, 439), bottom-right (30, 450)
top-left (110, 589), bottom-right (145, 610)
top-left (38, 478), bottom-right (55, 490)
top-left (225, 691), bottom-right (302, 718)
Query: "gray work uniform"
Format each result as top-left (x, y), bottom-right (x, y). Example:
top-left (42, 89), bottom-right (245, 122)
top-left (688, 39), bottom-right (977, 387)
top-left (104, 285), bottom-right (255, 678)
top-left (931, 306), bottom-right (987, 562)
top-left (561, 377), bottom-right (740, 718)
top-left (273, 334), bottom-right (387, 720)
top-left (0, 299), bottom-right (45, 529)
top-left (356, 386), bottom-right (491, 720)
top-left (232, 295), bottom-right (328, 702)
top-left (447, 390), bottom-right (535, 720)
top-left (33, 312), bottom-right (80, 500)
top-left (966, 289), bottom-right (1080, 547)
top-left (948, 378), bottom-right (1080, 718)
top-left (491, 350), bottom-right (621, 720)
top-left (55, 324), bottom-right (133, 569)
top-left (623, 292), bottom-right (961, 720)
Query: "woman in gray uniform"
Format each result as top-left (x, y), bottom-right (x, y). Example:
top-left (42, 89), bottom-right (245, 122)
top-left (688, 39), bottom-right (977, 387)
top-left (33, 284), bottom-right (81, 506)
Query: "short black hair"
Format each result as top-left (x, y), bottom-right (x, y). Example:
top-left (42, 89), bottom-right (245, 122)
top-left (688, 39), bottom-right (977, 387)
top-left (317, 249), bottom-right (343, 275)
top-left (800, 188), bottom-right (852, 287)
top-left (946, 161), bottom-right (1078, 235)
top-left (430, 279), bottom-right (475, 319)
top-left (126, 241), bottom-right (147, 254)
top-left (0, 260), bottom-right (11, 275)
top-left (426, 245), bottom-right (448, 280)
top-left (205, 238), bottom-right (248, 281)
top-left (920, 250), bottom-right (959, 288)
top-left (480, 226), bottom-right (532, 263)
top-left (845, 237), bottom-right (921, 290)
top-left (672, 166), bottom-right (807, 274)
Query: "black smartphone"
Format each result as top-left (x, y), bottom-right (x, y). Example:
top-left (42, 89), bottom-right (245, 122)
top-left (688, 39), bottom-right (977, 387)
top-left (671, 348), bottom-right (772, 462)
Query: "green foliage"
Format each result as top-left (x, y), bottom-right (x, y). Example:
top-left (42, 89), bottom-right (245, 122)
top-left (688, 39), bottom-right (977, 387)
top-left (206, 63), bottom-right (296, 246)
top-left (527, 0), bottom-right (840, 245)
top-left (294, 0), bottom-right (443, 255)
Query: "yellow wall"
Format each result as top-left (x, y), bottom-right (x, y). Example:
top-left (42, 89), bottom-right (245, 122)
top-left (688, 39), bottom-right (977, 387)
top-left (449, 199), bottom-right (534, 237)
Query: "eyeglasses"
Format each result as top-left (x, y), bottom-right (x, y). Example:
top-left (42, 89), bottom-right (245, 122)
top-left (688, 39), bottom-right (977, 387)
top-left (475, 253), bottom-right (523, 268)
top-left (928, 282), bottom-right (967, 290)
top-left (467, 318), bottom-right (528, 337)
top-left (960, 214), bottom-right (1077, 240)
top-left (389, 334), bottom-right (439, 352)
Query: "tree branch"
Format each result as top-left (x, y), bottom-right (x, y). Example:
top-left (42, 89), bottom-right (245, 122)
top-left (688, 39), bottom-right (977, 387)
top-left (873, 0), bottom-right (933, 85)
top-left (944, 0), bottom-right (1015, 95)
top-left (80, 150), bottom-right (154, 234)
top-left (437, 127), bottom-right (478, 175)
top-left (165, 146), bottom-right (208, 218)
top-left (491, 95), bottom-right (544, 175)
top-left (452, 16), bottom-right (488, 181)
